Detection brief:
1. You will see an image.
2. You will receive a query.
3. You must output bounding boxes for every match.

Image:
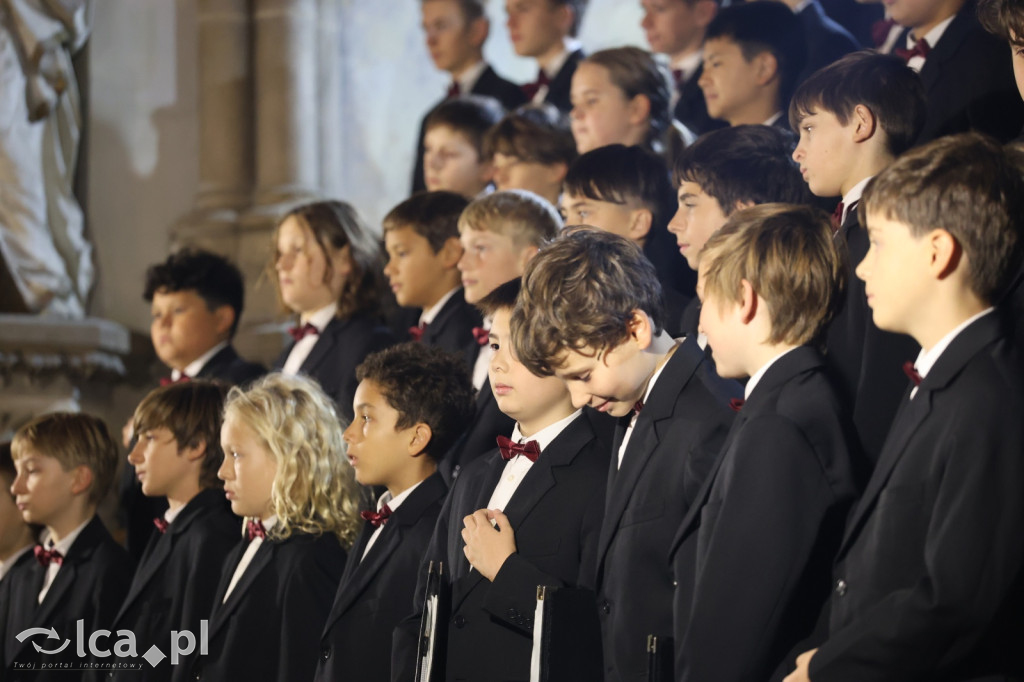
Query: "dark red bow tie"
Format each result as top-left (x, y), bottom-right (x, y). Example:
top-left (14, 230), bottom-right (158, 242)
top-left (729, 397), bottom-right (745, 412)
top-left (496, 435), bottom-right (541, 462)
top-left (361, 504), bottom-right (393, 528)
top-left (409, 324), bottom-right (427, 342)
top-left (633, 399), bottom-right (645, 414)
top-left (160, 374), bottom-right (190, 387)
top-left (472, 326), bottom-right (490, 346)
top-left (831, 201), bottom-right (845, 235)
top-left (246, 518), bottom-right (267, 541)
top-left (153, 517), bottom-right (169, 534)
top-left (894, 37), bottom-right (931, 62)
top-left (521, 69), bottom-right (551, 100)
top-left (447, 81), bottom-right (461, 98)
top-left (871, 17), bottom-right (897, 48)
top-left (903, 360), bottom-right (923, 387)
top-left (34, 545), bottom-right (64, 568)
top-left (671, 68), bottom-right (685, 86)
top-left (288, 322), bottom-right (320, 342)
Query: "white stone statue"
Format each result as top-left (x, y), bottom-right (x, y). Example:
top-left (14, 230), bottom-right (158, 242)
top-left (0, 0), bottom-right (92, 317)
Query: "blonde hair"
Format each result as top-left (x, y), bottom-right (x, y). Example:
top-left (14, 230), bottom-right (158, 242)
top-left (223, 373), bottom-right (363, 548)
top-left (457, 190), bottom-right (561, 248)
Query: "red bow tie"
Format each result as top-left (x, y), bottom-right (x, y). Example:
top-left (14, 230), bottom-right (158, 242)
top-left (288, 322), bottom-right (319, 342)
top-left (831, 201), bottom-right (845, 235)
top-left (160, 374), bottom-right (190, 387)
top-left (729, 398), bottom-right (745, 412)
top-left (871, 17), bottom-right (897, 48)
top-left (409, 324), bottom-right (427, 342)
top-left (34, 545), bottom-right (64, 568)
top-left (521, 69), bottom-right (551, 100)
top-left (633, 399), bottom-right (645, 414)
top-left (246, 518), bottom-right (267, 541)
top-left (903, 360), bottom-right (923, 387)
top-left (671, 68), bottom-right (685, 87)
top-left (472, 327), bottom-right (490, 346)
top-left (361, 504), bottom-right (393, 528)
top-left (496, 435), bottom-right (541, 462)
top-left (894, 37), bottom-right (931, 62)
top-left (153, 517), bottom-right (169, 534)
top-left (447, 81), bottom-right (461, 98)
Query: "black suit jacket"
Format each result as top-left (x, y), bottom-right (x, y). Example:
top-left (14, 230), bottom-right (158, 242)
top-left (909, 0), bottom-right (1024, 143)
top-left (194, 344), bottom-right (265, 387)
top-left (810, 313), bottom-right (1024, 680)
top-left (825, 209), bottom-right (920, 466)
top-left (670, 347), bottom-right (860, 682)
top-left (420, 289), bottom-right (484, 374)
top-left (186, 530), bottom-right (345, 682)
top-left (108, 489), bottom-right (237, 682)
top-left (673, 64), bottom-right (727, 137)
top-left (595, 337), bottom-right (740, 681)
top-left (1, 516), bottom-right (133, 681)
top-left (273, 313), bottom-right (395, 422)
top-left (395, 412), bottom-right (611, 682)
top-left (314, 473), bottom-right (448, 682)
top-left (541, 49), bottom-right (585, 115)
top-left (411, 65), bottom-right (528, 193)
top-left (798, 0), bottom-right (861, 81)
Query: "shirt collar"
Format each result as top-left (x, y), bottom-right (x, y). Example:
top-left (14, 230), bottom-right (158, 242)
top-left (670, 49), bottom-right (703, 83)
top-left (539, 37), bottom-right (582, 79)
top-left (763, 111), bottom-right (784, 127)
top-left (454, 60), bottom-right (488, 95)
top-left (420, 287), bottom-right (460, 326)
top-left (510, 409), bottom-right (583, 452)
top-left (841, 176), bottom-right (873, 224)
top-left (164, 503), bottom-right (186, 525)
top-left (913, 308), bottom-right (994, 380)
top-left (175, 341), bottom-right (228, 380)
top-left (744, 347), bottom-right (801, 400)
top-left (41, 517), bottom-right (91, 556)
top-left (910, 14), bottom-right (955, 48)
top-left (377, 479), bottom-right (424, 513)
top-left (301, 302), bottom-right (338, 330)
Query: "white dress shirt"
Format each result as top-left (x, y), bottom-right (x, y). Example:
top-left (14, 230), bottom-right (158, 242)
top-left (282, 302), bottom-right (337, 375)
top-left (617, 353), bottom-right (674, 469)
top-left (223, 516), bottom-right (278, 603)
top-left (904, 15), bottom-right (955, 73)
top-left (361, 481), bottom-right (424, 561)
top-left (909, 308), bottom-right (993, 399)
top-left (172, 340), bottom-right (228, 381)
top-left (37, 518), bottom-right (90, 603)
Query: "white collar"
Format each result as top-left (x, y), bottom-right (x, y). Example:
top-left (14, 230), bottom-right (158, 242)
top-left (174, 341), bottom-right (228, 381)
top-left (745, 347), bottom-right (801, 400)
top-left (511, 409), bottom-right (583, 452)
top-left (841, 176), bottom-right (873, 224)
top-left (670, 50), bottom-right (703, 84)
top-left (913, 308), bottom-right (994, 380)
top-left (539, 37), bottom-right (582, 79)
top-left (763, 111), bottom-right (784, 127)
top-left (454, 60), bottom-right (488, 96)
top-left (40, 517), bottom-right (91, 555)
top-left (163, 501), bottom-right (187, 525)
top-left (641, 342), bottom-right (679, 406)
top-left (301, 302), bottom-right (338, 330)
top-left (420, 287), bottom-right (460, 326)
top-left (910, 14), bottom-right (955, 48)
top-left (377, 479), bottom-right (424, 513)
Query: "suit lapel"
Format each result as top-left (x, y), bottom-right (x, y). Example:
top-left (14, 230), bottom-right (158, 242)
top-left (917, 6), bottom-right (969, 93)
top-left (196, 345), bottom-right (237, 379)
top-left (300, 316), bottom-right (348, 376)
top-left (208, 537), bottom-right (273, 640)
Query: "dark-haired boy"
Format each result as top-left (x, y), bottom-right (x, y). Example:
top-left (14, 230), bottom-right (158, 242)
top-left (790, 52), bottom-right (926, 465)
top-left (485, 103), bottom-right (577, 206)
top-left (2, 413), bottom-right (133, 679)
top-left (111, 382), bottom-right (238, 682)
top-left (316, 343), bottom-right (474, 682)
top-left (670, 205), bottom-right (859, 682)
top-left (786, 133), bottom-right (1024, 682)
top-left (0, 443), bottom-right (35, 585)
top-left (411, 0), bottom-right (527, 194)
top-left (506, 0), bottom-right (587, 113)
top-left (640, 0), bottom-right (725, 135)
top-left (394, 278), bottom-right (612, 681)
top-left (562, 143), bottom-right (695, 331)
top-left (423, 95), bottom-right (506, 198)
top-left (698, 2), bottom-right (807, 128)
top-left (382, 191), bottom-right (482, 370)
top-left (668, 124), bottom-right (811, 339)
top-left (884, 0), bottom-right (1023, 143)
top-left (512, 228), bottom-right (740, 680)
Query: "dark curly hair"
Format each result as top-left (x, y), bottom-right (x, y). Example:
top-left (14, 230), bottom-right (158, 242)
top-left (144, 248), bottom-right (246, 337)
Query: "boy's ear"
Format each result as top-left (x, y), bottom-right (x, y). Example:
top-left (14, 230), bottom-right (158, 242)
top-left (628, 94), bottom-right (652, 127)
top-left (213, 305), bottom-right (235, 338)
top-left (694, 0), bottom-right (718, 28)
top-left (70, 465), bottom-right (94, 498)
top-left (439, 236), bottom-right (464, 269)
top-left (407, 423), bottom-right (434, 457)
top-left (753, 51), bottom-right (779, 87)
top-left (467, 15), bottom-right (489, 49)
top-left (733, 199), bottom-right (755, 213)
top-left (929, 228), bottom-right (962, 281)
top-left (626, 309), bottom-right (655, 350)
top-left (182, 439), bottom-right (208, 463)
top-left (628, 208), bottom-right (654, 243)
top-left (738, 279), bottom-right (758, 324)
top-left (851, 104), bottom-right (877, 144)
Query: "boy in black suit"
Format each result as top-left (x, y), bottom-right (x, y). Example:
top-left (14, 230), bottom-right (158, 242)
top-left (698, 2), bottom-right (807, 127)
top-left (507, 0), bottom-right (587, 113)
top-left (382, 191), bottom-right (482, 371)
top-left (446, 190), bottom-right (561, 480)
top-left (422, 96), bottom-right (506, 199)
top-left (790, 52), bottom-right (926, 465)
top-left (412, 0), bottom-right (527, 194)
top-left (769, 0), bottom-right (860, 80)
top-left (316, 343), bottom-right (473, 682)
top-left (512, 228), bottom-right (740, 681)
top-left (485, 103), bottom-right (577, 207)
top-left (394, 278), bottom-right (612, 681)
top-left (110, 381), bottom-right (238, 682)
top-left (885, 0), bottom-right (1024, 143)
top-left (2, 413), bottom-right (133, 679)
top-left (786, 134), bottom-right (1024, 681)
top-left (670, 205), bottom-right (860, 682)
top-left (640, 0), bottom-right (725, 135)
top-left (0, 443), bottom-right (35, 586)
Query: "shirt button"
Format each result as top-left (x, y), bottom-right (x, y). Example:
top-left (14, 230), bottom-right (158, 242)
top-left (601, 600), bottom-right (611, 614)
top-left (454, 614), bottom-right (467, 628)
top-left (835, 579), bottom-right (848, 596)
top-left (320, 645), bottom-right (332, 661)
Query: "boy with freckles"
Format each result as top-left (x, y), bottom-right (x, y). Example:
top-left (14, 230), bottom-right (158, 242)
top-left (395, 278), bottom-right (611, 681)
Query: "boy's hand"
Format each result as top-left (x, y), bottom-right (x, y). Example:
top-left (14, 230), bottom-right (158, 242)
top-left (783, 649), bottom-right (817, 682)
top-left (462, 509), bottom-right (516, 581)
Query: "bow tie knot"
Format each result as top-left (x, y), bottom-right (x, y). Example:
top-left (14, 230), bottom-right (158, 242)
top-left (472, 326), bottom-right (490, 346)
top-left (521, 69), bottom-right (551, 100)
top-left (361, 504), bottom-right (393, 528)
top-left (894, 37), bottom-right (931, 63)
top-left (288, 322), bottom-right (320, 342)
top-left (246, 518), bottom-right (267, 541)
top-left (160, 374), bottom-right (190, 387)
top-left (153, 517), bottom-right (169, 534)
top-left (729, 397), bottom-right (746, 412)
top-left (409, 323), bottom-right (427, 342)
top-left (903, 360), bottom-right (923, 387)
top-left (496, 435), bottom-right (541, 462)
top-left (34, 545), bottom-right (64, 568)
